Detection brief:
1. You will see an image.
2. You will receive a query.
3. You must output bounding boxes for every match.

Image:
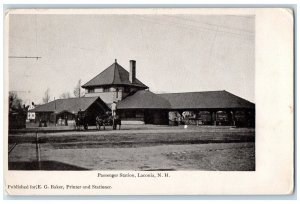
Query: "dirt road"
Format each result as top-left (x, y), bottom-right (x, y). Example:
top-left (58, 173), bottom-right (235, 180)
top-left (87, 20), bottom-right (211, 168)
top-left (8, 125), bottom-right (255, 171)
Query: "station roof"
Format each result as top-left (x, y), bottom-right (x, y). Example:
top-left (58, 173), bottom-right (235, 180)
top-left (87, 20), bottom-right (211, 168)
top-left (31, 97), bottom-right (109, 114)
top-left (159, 91), bottom-right (255, 109)
top-left (117, 90), bottom-right (171, 109)
top-left (117, 90), bottom-right (255, 110)
top-left (82, 61), bottom-right (148, 89)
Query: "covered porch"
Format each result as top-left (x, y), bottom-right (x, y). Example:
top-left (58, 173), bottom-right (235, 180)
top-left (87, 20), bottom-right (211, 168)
top-left (168, 108), bottom-right (255, 127)
top-left (31, 97), bottom-right (110, 127)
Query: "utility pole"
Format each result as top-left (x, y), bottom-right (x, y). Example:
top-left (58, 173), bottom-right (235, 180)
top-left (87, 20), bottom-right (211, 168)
top-left (54, 97), bottom-right (57, 126)
top-left (74, 79), bottom-right (82, 98)
top-left (79, 79), bottom-right (81, 98)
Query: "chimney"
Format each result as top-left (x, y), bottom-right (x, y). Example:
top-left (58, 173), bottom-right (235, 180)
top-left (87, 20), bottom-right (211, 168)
top-left (129, 60), bottom-right (136, 83)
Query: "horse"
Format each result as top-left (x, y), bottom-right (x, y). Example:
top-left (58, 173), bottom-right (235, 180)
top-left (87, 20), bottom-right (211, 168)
top-left (96, 113), bottom-right (121, 130)
top-left (95, 114), bottom-right (108, 130)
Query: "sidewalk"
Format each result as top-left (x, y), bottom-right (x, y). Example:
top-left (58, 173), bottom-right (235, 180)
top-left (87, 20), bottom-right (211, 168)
top-left (9, 122), bottom-right (78, 133)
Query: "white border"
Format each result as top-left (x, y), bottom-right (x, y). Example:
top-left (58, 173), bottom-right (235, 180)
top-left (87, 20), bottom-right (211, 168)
top-left (1, 2), bottom-right (297, 202)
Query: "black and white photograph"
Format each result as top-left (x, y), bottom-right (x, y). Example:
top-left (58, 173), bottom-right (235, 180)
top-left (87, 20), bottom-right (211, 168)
top-left (3, 7), bottom-right (294, 196)
top-left (7, 10), bottom-right (257, 172)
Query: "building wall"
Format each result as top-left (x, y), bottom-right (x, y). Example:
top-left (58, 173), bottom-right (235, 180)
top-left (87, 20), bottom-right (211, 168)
top-left (27, 104), bottom-right (36, 121)
top-left (145, 110), bottom-right (169, 125)
top-left (85, 91), bottom-right (123, 104)
top-left (84, 86), bottom-right (144, 104)
top-left (119, 109), bottom-right (145, 121)
top-left (118, 109), bottom-right (169, 125)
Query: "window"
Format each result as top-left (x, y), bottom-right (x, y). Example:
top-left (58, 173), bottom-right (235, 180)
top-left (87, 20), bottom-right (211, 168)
top-left (88, 89), bottom-right (95, 93)
top-left (95, 88), bottom-right (103, 92)
top-left (103, 88), bottom-right (110, 92)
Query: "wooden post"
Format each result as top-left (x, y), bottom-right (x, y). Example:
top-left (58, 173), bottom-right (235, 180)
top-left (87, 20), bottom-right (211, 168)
top-left (226, 110), bottom-right (233, 126)
top-left (213, 111), bottom-right (217, 126)
top-left (210, 111), bottom-right (216, 126)
top-left (232, 110), bottom-right (236, 126)
top-left (35, 132), bottom-right (41, 170)
top-left (54, 113), bottom-right (56, 126)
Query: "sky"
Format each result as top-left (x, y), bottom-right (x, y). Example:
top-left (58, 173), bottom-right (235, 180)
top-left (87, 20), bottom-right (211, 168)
top-left (8, 13), bottom-right (255, 104)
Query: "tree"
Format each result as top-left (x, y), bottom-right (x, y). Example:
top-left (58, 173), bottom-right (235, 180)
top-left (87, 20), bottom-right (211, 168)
top-left (9, 91), bottom-right (23, 111)
top-left (9, 91), bottom-right (28, 129)
top-left (43, 88), bottom-right (51, 103)
top-left (73, 79), bottom-right (83, 98)
top-left (59, 92), bottom-right (71, 99)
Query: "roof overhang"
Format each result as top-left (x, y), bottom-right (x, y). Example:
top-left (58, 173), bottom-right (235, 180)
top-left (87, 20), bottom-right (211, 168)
top-left (82, 83), bottom-right (148, 89)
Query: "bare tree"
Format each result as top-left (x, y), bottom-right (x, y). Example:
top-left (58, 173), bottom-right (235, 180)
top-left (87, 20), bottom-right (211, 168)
top-left (9, 91), bottom-right (23, 110)
top-left (42, 88), bottom-right (51, 103)
top-left (9, 91), bottom-right (28, 129)
top-left (59, 91), bottom-right (71, 99)
top-left (73, 79), bottom-right (83, 98)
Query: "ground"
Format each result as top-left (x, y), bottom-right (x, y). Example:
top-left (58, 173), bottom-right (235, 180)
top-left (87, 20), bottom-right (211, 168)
top-left (8, 125), bottom-right (255, 171)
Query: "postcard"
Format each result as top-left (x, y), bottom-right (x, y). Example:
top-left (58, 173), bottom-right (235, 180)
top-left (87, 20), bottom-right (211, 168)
top-left (4, 8), bottom-right (294, 195)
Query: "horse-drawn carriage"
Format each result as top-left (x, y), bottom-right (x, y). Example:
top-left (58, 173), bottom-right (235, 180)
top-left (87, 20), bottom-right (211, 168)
top-left (95, 114), bottom-right (121, 130)
top-left (74, 112), bottom-right (89, 130)
top-left (74, 111), bottom-right (121, 131)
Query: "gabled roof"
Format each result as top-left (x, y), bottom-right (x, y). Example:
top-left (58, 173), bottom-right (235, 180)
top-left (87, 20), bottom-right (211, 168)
top-left (117, 90), bottom-right (255, 110)
top-left (82, 61), bottom-right (148, 89)
top-left (158, 90), bottom-right (255, 109)
top-left (31, 97), bottom-right (109, 113)
top-left (117, 90), bottom-right (171, 109)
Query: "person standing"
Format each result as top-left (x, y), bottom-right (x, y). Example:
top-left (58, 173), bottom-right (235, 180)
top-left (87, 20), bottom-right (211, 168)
top-left (111, 101), bottom-right (117, 117)
top-left (65, 115), bottom-right (68, 126)
top-left (111, 101), bottom-right (117, 129)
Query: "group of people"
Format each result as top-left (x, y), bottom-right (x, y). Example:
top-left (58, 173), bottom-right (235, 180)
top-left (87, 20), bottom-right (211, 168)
top-left (57, 116), bottom-right (68, 126)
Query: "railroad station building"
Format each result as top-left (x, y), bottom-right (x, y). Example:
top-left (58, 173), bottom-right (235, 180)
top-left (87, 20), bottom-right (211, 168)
top-left (82, 59), bottom-right (148, 106)
top-left (81, 60), bottom-right (255, 127)
top-left (32, 59), bottom-right (255, 127)
top-left (32, 97), bottom-right (110, 125)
